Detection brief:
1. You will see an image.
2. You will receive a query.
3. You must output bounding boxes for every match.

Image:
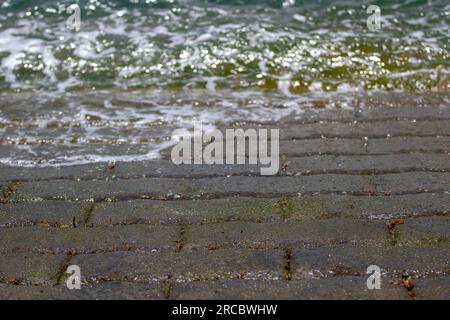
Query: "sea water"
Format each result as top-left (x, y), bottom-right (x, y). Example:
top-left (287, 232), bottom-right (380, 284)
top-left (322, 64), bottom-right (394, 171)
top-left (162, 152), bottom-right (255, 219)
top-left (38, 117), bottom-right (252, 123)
top-left (0, 0), bottom-right (448, 166)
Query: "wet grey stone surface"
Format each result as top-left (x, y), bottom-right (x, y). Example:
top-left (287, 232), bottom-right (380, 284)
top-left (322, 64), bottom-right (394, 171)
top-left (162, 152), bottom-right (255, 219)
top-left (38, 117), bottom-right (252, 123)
top-left (0, 105), bottom-right (449, 300)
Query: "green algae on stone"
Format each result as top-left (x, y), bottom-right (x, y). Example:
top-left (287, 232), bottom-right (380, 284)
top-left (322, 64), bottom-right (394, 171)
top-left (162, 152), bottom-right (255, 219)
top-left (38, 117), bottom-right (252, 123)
top-left (278, 196), bottom-right (296, 221)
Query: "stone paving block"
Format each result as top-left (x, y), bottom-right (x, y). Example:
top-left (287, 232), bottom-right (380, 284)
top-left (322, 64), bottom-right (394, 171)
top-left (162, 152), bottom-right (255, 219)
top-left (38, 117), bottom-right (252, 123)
top-left (71, 249), bottom-right (283, 282)
top-left (170, 277), bottom-right (408, 300)
top-left (17, 153), bottom-right (445, 180)
top-left (113, 161), bottom-right (256, 179)
top-left (287, 194), bottom-right (450, 220)
top-left (184, 219), bottom-right (388, 249)
top-left (90, 194), bottom-right (450, 227)
top-left (414, 277), bottom-right (450, 300)
top-left (0, 225), bottom-right (179, 253)
top-left (0, 201), bottom-right (85, 227)
top-left (414, 154), bottom-right (450, 171)
top-left (0, 282), bottom-right (163, 300)
top-left (291, 245), bottom-right (450, 279)
top-left (407, 216), bottom-right (450, 237)
top-left (123, 154), bottom-right (447, 178)
top-left (279, 137), bottom-right (450, 157)
top-left (361, 136), bottom-right (450, 155)
top-left (269, 101), bottom-right (450, 123)
top-left (357, 104), bottom-right (450, 121)
top-left (92, 197), bottom-right (279, 226)
top-left (377, 172), bottom-right (450, 194)
top-left (278, 120), bottom-right (450, 140)
top-left (397, 216), bottom-right (450, 245)
top-left (11, 172), bottom-right (449, 202)
top-left (10, 178), bottom-right (196, 202)
top-left (0, 163), bottom-right (107, 184)
top-left (158, 136), bottom-right (450, 160)
top-left (0, 253), bottom-right (65, 285)
top-left (1, 277), bottom-right (446, 300)
top-left (198, 175), bottom-right (376, 196)
top-left (284, 154), bottom-right (450, 175)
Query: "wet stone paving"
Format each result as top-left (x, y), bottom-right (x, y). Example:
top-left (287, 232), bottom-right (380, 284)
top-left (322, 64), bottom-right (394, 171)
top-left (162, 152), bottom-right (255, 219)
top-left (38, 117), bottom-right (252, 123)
top-left (0, 103), bottom-right (450, 300)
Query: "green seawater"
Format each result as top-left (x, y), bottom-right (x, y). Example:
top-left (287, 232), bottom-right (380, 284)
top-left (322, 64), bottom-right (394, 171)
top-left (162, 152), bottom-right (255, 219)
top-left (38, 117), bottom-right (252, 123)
top-left (0, 0), bottom-right (448, 92)
top-left (0, 0), bottom-right (448, 165)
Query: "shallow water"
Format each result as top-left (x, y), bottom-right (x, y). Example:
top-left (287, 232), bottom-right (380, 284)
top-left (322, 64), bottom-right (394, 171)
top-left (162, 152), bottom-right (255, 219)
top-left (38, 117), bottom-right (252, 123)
top-left (0, 0), bottom-right (448, 166)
